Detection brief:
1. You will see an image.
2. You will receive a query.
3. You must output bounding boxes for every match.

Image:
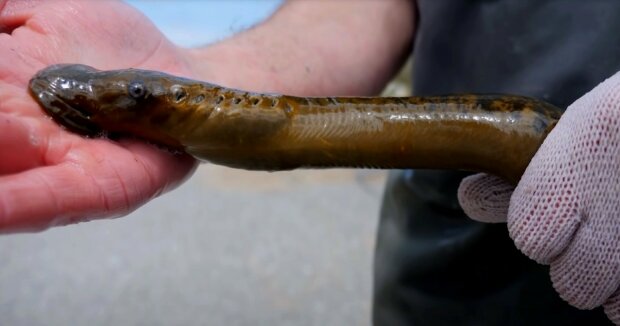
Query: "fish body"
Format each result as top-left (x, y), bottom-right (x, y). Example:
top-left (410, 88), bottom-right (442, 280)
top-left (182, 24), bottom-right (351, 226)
top-left (29, 64), bottom-right (562, 184)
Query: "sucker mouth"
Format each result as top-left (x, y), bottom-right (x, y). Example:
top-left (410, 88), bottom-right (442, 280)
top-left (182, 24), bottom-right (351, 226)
top-left (31, 87), bottom-right (101, 135)
top-left (28, 73), bottom-right (102, 135)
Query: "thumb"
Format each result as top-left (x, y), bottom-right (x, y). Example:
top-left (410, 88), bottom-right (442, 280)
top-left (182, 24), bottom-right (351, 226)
top-left (457, 173), bottom-right (514, 223)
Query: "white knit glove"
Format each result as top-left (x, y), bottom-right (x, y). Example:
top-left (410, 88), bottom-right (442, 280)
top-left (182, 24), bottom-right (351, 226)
top-left (458, 71), bottom-right (620, 324)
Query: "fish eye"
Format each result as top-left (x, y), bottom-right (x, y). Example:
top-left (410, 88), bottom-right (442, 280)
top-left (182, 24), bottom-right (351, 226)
top-left (128, 81), bottom-right (146, 98)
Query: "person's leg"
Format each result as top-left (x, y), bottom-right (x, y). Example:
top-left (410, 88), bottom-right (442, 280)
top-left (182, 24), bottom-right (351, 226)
top-left (372, 170), bottom-right (610, 325)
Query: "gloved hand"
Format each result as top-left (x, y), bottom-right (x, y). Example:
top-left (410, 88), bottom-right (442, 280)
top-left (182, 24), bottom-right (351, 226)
top-left (458, 71), bottom-right (620, 324)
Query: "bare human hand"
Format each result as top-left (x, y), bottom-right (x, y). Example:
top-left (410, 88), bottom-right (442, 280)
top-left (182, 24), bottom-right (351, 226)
top-left (0, 0), bottom-right (197, 233)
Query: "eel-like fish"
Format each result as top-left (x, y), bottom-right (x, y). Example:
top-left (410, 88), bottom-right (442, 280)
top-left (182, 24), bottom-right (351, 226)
top-left (28, 64), bottom-right (562, 185)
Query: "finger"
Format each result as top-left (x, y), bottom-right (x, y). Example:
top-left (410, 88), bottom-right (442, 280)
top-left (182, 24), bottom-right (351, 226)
top-left (0, 0), bottom-right (19, 33)
top-left (457, 173), bottom-right (513, 223)
top-left (0, 140), bottom-right (197, 233)
top-left (118, 139), bottom-right (198, 195)
top-left (0, 0), bottom-right (42, 36)
top-left (0, 112), bottom-right (46, 174)
top-left (0, 83), bottom-right (63, 174)
top-left (505, 99), bottom-right (584, 265)
top-left (549, 226), bottom-right (620, 310)
top-left (0, 0), bottom-right (7, 31)
top-left (604, 291), bottom-right (620, 325)
top-left (0, 0), bottom-right (43, 23)
top-left (0, 0), bottom-right (64, 86)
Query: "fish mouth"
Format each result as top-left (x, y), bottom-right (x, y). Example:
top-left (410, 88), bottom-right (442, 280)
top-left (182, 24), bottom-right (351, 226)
top-left (29, 76), bottom-right (102, 135)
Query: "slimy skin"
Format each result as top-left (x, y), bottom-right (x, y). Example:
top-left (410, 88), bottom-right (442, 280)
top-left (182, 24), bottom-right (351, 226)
top-left (29, 64), bottom-right (562, 184)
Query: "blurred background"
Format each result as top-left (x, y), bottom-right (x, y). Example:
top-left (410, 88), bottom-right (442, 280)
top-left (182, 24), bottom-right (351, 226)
top-left (0, 1), bottom-right (417, 325)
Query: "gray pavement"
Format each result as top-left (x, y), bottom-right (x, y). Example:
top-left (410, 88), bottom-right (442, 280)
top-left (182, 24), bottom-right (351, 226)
top-left (0, 166), bottom-right (386, 326)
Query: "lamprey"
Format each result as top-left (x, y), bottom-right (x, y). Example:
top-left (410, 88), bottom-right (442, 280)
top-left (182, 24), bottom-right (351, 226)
top-left (28, 64), bottom-right (562, 184)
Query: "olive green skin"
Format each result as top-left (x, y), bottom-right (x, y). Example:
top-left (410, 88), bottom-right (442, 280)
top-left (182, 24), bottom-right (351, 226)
top-left (29, 64), bottom-right (562, 185)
